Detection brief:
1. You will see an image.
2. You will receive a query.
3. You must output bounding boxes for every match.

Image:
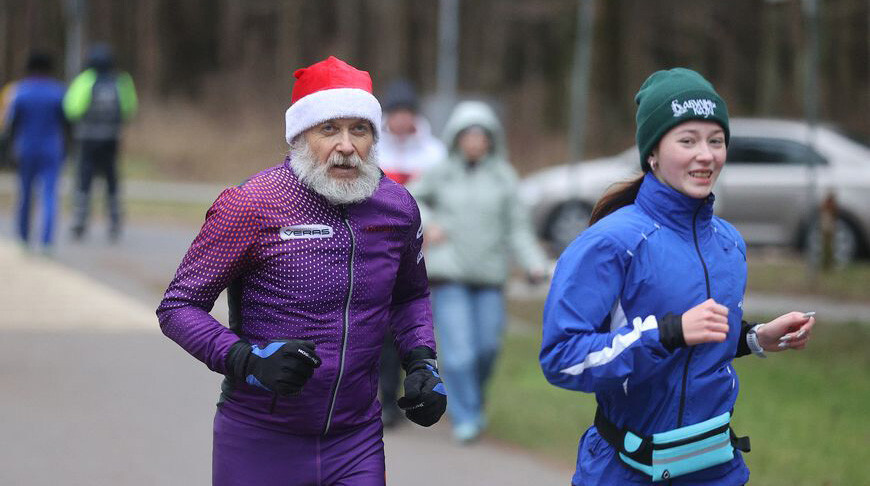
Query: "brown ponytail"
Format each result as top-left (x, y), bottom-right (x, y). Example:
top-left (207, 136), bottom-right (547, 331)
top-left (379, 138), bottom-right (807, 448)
top-left (589, 174), bottom-right (645, 225)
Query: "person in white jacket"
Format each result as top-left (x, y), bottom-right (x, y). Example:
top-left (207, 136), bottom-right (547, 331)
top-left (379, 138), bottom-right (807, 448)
top-left (378, 79), bottom-right (446, 185)
top-left (376, 79), bottom-right (447, 427)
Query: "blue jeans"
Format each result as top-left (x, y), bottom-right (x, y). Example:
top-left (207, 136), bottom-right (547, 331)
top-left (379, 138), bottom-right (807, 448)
top-left (16, 151), bottom-right (63, 246)
top-left (431, 283), bottom-right (505, 429)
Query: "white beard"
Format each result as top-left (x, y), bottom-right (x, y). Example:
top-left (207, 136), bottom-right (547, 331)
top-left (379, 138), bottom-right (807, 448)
top-left (289, 140), bottom-right (382, 205)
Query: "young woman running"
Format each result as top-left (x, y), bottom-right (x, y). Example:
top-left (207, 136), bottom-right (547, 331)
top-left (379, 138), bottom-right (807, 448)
top-left (540, 68), bottom-right (816, 485)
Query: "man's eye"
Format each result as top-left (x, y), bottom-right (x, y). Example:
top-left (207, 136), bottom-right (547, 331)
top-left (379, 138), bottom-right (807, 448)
top-left (321, 124), bottom-right (337, 133)
top-left (352, 124), bottom-right (371, 134)
top-left (710, 138), bottom-right (724, 145)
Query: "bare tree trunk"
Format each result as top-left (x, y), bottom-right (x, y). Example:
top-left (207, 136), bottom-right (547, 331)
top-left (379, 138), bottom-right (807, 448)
top-left (0, 0), bottom-right (8, 81)
top-left (275, 0), bottom-right (303, 84)
top-left (408, 0), bottom-right (439, 93)
top-left (135, 0), bottom-right (162, 96)
top-left (368, 0), bottom-right (406, 83)
top-left (218, 0), bottom-right (244, 69)
top-left (759, 2), bottom-right (785, 115)
top-left (478, 0), bottom-right (508, 90)
top-left (336, 0), bottom-right (363, 63)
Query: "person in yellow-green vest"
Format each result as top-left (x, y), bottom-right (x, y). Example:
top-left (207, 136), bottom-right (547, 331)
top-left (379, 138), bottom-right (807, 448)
top-left (64, 44), bottom-right (137, 242)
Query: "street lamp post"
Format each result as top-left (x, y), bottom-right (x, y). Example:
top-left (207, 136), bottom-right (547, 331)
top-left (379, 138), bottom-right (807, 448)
top-left (802, 0), bottom-right (821, 279)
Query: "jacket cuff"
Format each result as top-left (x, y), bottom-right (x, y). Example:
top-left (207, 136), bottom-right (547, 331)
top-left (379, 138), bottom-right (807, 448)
top-left (658, 313), bottom-right (686, 351)
top-left (736, 321), bottom-right (756, 358)
top-left (402, 345), bottom-right (437, 372)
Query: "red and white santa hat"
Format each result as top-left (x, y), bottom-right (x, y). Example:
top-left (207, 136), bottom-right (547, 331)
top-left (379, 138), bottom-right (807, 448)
top-left (285, 56), bottom-right (382, 145)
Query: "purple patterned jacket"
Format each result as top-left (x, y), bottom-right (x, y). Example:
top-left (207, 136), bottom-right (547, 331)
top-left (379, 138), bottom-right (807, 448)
top-left (156, 157), bottom-right (435, 435)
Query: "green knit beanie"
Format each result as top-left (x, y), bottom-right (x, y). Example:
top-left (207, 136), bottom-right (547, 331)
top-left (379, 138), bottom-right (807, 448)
top-left (635, 68), bottom-right (729, 171)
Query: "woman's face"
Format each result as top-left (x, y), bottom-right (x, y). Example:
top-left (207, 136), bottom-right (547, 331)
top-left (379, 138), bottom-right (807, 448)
top-left (457, 127), bottom-right (491, 162)
top-left (651, 120), bottom-right (726, 199)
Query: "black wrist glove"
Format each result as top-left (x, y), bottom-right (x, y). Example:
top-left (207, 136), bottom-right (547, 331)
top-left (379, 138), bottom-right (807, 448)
top-left (396, 346), bottom-right (447, 427)
top-left (225, 339), bottom-right (322, 397)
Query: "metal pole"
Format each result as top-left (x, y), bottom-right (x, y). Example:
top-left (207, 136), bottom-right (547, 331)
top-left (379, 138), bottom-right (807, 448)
top-left (64, 0), bottom-right (87, 81)
top-left (569, 0), bottom-right (595, 162)
top-left (802, 0), bottom-right (820, 279)
top-left (436, 0), bottom-right (459, 106)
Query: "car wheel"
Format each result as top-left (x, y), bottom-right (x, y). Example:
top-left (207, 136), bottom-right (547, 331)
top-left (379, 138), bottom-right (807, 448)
top-left (804, 217), bottom-right (860, 266)
top-left (545, 201), bottom-right (591, 255)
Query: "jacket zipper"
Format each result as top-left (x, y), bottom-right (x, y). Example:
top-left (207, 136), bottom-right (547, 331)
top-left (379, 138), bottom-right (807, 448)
top-left (323, 208), bottom-right (355, 435)
top-left (678, 199), bottom-right (712, 427)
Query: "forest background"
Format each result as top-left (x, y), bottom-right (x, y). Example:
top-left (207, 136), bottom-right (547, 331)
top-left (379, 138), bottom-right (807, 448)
top-left (1, 0), bottom-right (866, 183)
top-left (1, 4), bottom-right (868, 484)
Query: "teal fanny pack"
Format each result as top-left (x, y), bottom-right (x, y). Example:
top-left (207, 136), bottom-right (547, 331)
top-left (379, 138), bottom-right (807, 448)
top-left (595, 408), bottom-right (750, 482)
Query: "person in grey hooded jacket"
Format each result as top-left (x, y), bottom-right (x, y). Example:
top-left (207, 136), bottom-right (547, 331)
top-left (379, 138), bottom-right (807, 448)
top-left (410, 100), bottom-right (548, 443)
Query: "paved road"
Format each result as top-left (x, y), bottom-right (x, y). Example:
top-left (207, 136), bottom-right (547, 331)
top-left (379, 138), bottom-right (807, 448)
top-left (3, 175), bottom-right (867, 485)
top-left (0, 231), bottom-right (573, 485)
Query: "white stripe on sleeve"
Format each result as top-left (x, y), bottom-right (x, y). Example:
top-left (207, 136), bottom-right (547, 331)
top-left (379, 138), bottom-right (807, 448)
top-left (559, 315), bottom-right (658, 376)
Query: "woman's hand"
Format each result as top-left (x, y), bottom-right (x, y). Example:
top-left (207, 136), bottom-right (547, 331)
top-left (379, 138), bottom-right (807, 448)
top-left (756, 312), bottom-right (816, 352)
top-left (682, 298), bottom-right (730, 346)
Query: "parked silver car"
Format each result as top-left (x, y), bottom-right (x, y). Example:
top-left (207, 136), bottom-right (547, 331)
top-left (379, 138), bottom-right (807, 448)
top-left (519, 118), bottom-right (870, 262)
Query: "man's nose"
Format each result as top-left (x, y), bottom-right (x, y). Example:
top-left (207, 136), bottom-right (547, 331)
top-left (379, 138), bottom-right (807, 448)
top-left (335, 130), bottom-right (355, 155)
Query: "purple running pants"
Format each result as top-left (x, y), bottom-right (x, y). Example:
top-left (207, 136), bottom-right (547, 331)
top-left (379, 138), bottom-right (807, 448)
top-left (213, 409), bottom-right (386, 486)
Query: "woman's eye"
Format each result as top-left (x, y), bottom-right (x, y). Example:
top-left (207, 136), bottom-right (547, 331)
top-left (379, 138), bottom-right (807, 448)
top-left (352, 124), bottom-right (371, 134)
top-left (321, 124), bottom-right (337, 133)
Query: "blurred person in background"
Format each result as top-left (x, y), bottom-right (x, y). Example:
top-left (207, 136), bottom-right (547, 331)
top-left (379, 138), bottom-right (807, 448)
top-left (376, 78), bottom-right (447, 428)
top-left (157, 57), bottom-right (445, 486)
top-left (0, 78), bottom-right (20, 169)
top-left (540, 68), bottom-right (816, 485)
top-left (378, 79), bottom-right (446, 185)
top-left (64, 43), bottom-right (137, 242)
top-left (2, 52), bottom-right (68, 254)
top-left (410, 100), bottom-right (548, 443)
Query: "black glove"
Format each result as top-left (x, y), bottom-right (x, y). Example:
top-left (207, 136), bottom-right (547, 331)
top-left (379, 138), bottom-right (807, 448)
top-left (225, 339), bottom-right (322, 397)
top-left (397, 346), bottom-right (447, 427)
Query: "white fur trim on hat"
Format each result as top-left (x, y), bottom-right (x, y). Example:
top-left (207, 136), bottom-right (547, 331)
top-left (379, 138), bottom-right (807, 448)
top-left (285, 87), bottom-right (382, 145)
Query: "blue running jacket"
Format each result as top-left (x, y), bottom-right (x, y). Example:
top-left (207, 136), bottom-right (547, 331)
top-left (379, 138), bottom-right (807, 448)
top-left (540, 172), bottom-right (750, 485)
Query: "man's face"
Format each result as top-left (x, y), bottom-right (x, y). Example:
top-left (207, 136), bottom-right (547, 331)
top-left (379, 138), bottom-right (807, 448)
top-left (303, 118), bottom-right (375, 180)
top-left (291, 118), bottom-right (381, 205)
top-left (385, 109), bottom-right (417, 138)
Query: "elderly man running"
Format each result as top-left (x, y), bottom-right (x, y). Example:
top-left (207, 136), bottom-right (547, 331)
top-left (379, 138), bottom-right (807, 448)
top-left (157, 56), bottom-right (446, 486)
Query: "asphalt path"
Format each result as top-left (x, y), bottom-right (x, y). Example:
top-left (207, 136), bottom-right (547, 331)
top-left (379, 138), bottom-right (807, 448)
top-left (0, 218), bottom-right (573, 485)
top-left (3, 175), bottom-right (867, 485)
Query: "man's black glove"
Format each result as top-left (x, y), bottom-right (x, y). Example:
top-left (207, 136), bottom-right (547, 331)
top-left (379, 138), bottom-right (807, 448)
top-left (397, 346), bottom-right (447, 427)
top-left (225, 339), bottom-right (322, 397)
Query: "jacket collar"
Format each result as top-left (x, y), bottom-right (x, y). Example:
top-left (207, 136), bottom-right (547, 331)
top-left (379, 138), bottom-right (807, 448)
top-left (635, 171), bottom-right (714, 239)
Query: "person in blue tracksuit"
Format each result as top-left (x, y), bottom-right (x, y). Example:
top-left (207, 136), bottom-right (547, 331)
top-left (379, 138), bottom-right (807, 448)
top-left (4, 52), bottom-right (68, 252)
top-left (540, 68), bottom-right (816, 485)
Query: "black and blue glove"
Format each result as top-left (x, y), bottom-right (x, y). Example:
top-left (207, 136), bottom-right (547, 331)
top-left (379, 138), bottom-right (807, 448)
top-left (225, 339), bottom-right (322, 397)
top-left (397, 346), bottom-right (447, 427)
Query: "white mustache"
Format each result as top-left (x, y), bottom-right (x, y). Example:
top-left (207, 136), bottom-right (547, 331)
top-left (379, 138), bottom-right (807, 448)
top-left (327, 153), bottom-right (362, 168)
top-left (290, 140), bottom-right (381, 205)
